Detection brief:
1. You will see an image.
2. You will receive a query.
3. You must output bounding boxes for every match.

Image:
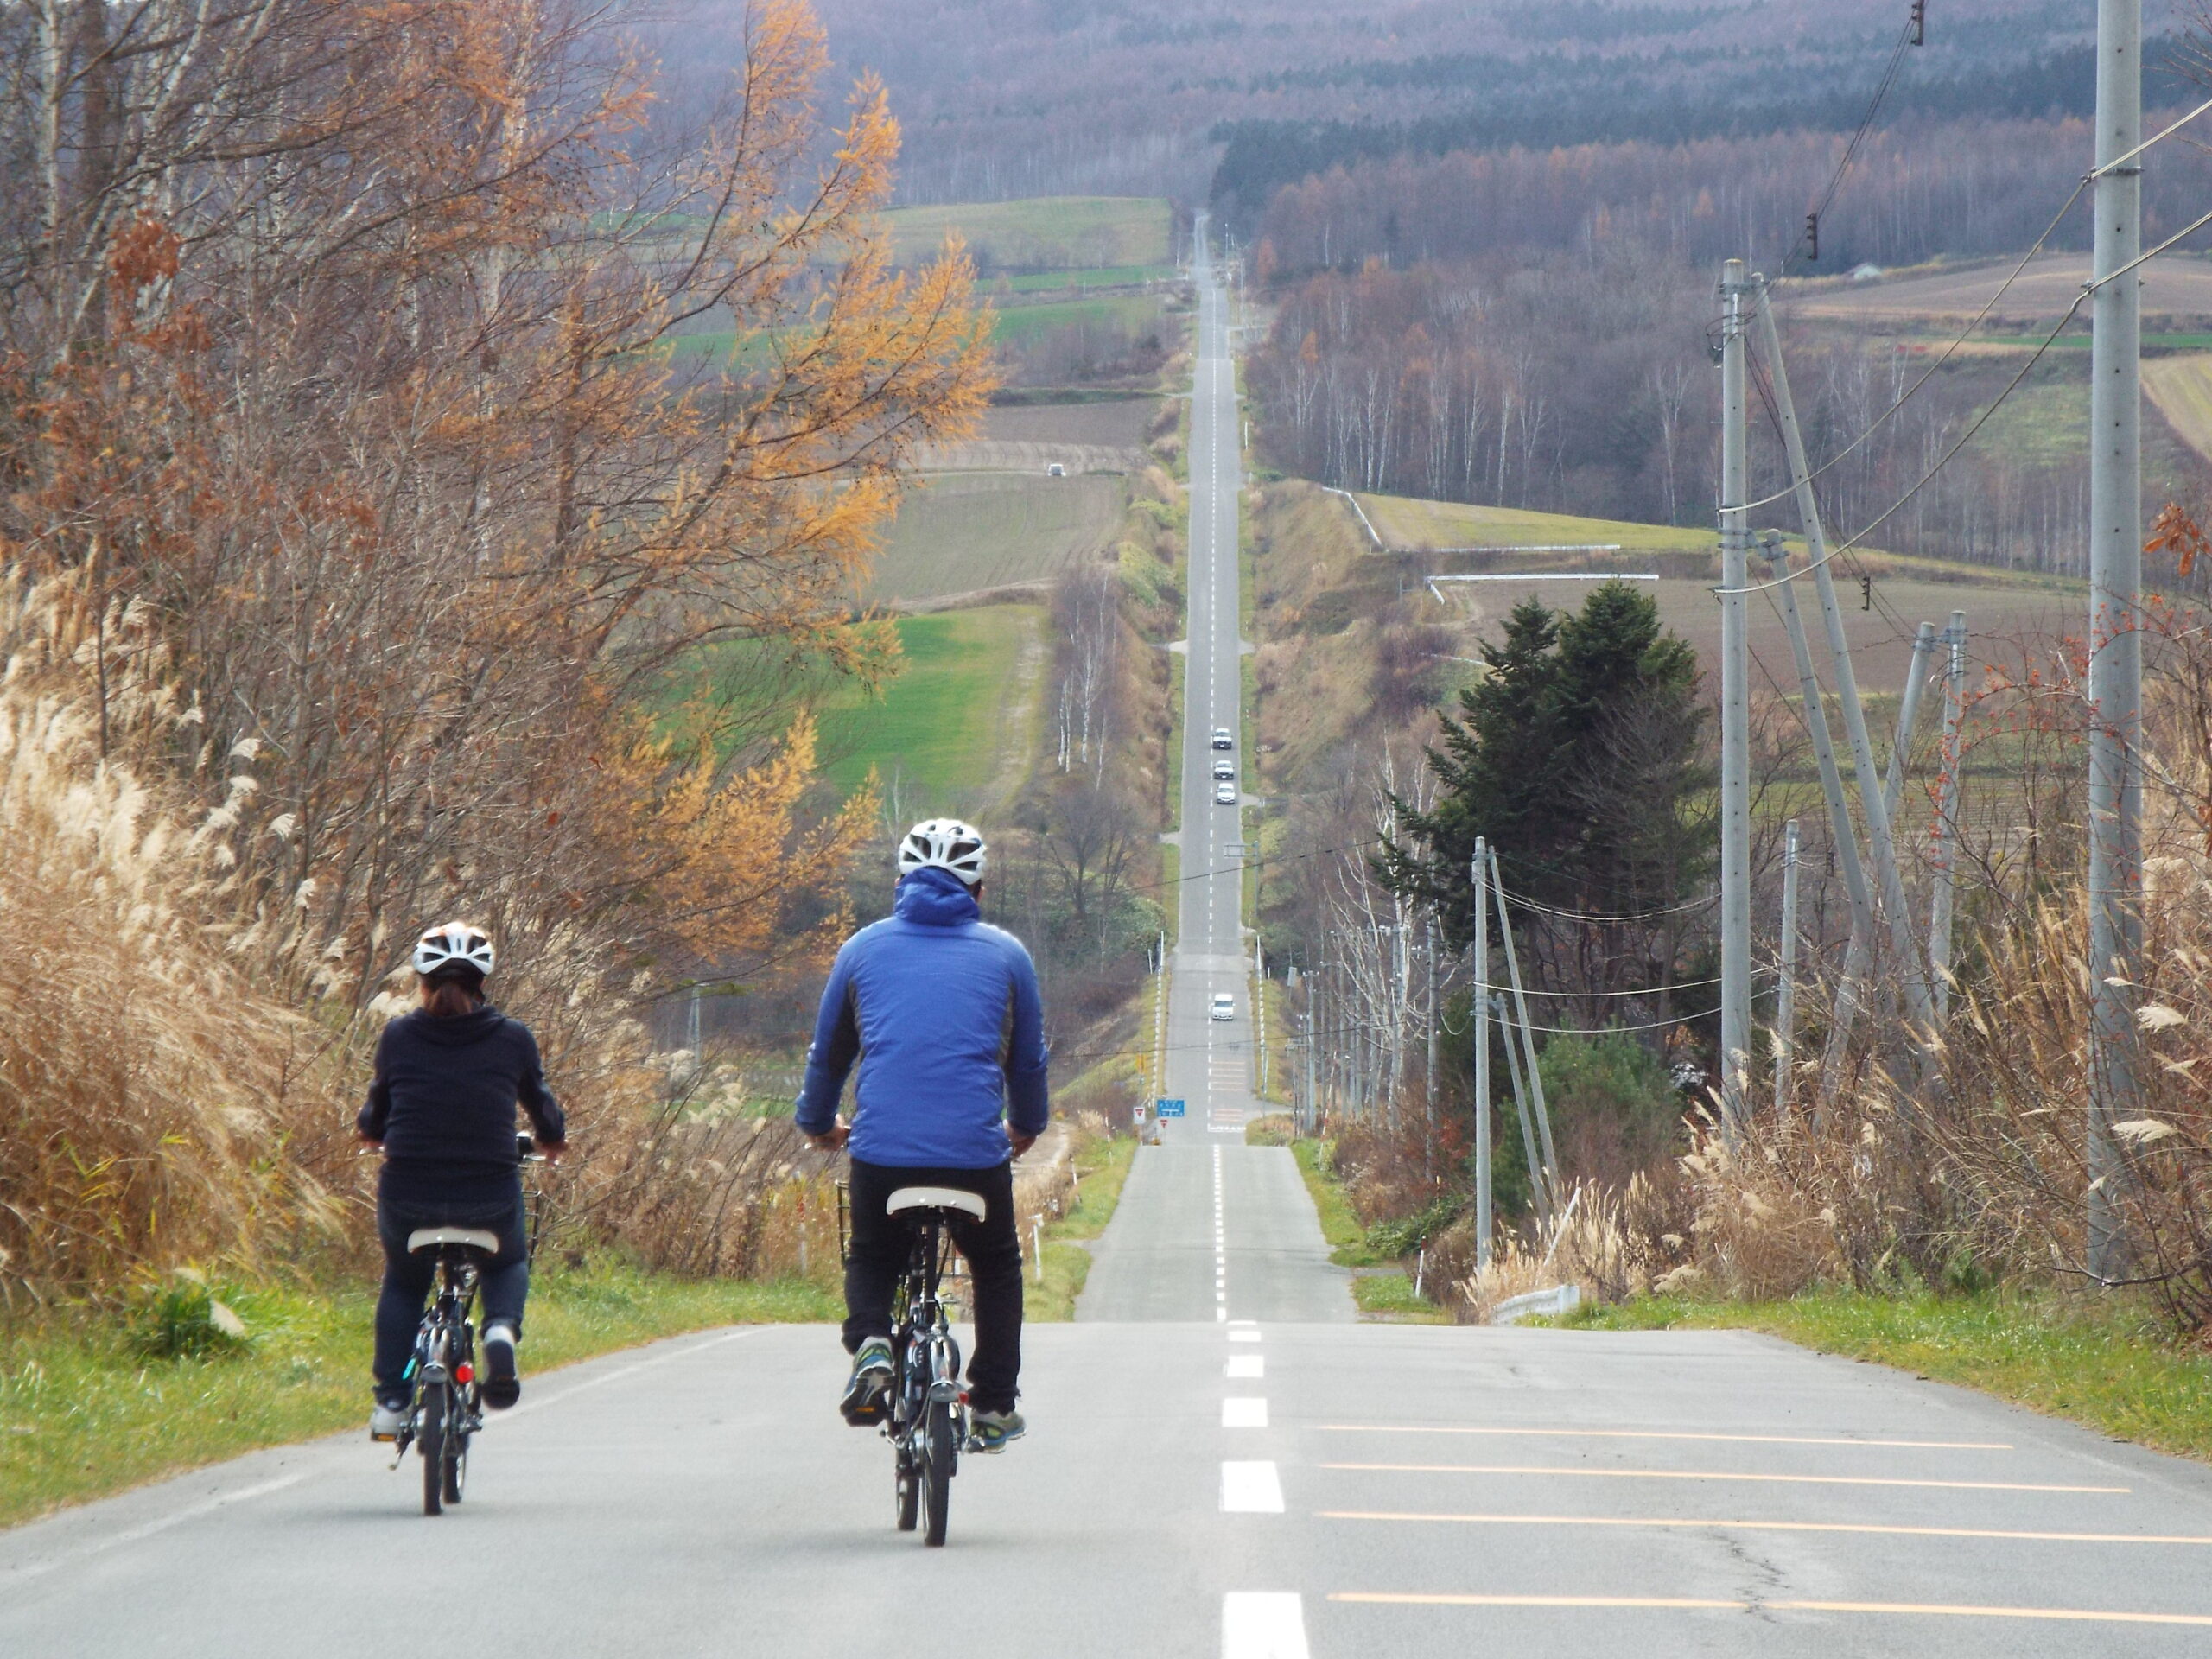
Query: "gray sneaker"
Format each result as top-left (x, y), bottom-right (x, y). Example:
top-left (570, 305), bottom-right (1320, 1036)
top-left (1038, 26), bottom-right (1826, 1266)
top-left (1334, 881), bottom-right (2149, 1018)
top-left (840, 1337), bottom-right (894, 1425)
top-left (369, 1395), bottom-right (410, 1442)
top-left (969, 1408), bottom-right (1025, 1452)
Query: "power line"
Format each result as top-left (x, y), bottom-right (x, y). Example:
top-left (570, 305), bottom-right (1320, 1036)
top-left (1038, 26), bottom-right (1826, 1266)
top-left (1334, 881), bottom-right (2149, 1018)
top-left (1744, 176), bottom-right (2090, 518)
top-left (1497, 887), bottom-right (1717, 925)
top-left (1719, 289), bottom-right (2089, 599)
top-left (1779, 10), bottom-right (1919, 278)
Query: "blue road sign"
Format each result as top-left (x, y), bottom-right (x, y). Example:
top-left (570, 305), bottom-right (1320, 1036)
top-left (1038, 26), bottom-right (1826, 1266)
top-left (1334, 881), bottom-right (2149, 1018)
top-left (1156, 1097), bottom-right (1186, 1118)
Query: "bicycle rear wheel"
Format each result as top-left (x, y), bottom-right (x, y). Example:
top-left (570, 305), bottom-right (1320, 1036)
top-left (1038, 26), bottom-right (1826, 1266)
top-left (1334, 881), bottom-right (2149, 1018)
top-left (419, 1386), bottom-right (447, 1516)
top-left (894, 1446), bottom-right (919, 1531)
top-left (442, 1395), bottom-right (468, 1506)
top-left (920, 1398), bottom-right (953, 1547)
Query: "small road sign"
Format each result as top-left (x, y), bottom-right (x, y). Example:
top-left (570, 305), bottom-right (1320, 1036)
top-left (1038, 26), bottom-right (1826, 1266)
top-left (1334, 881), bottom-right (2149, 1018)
top-left (1156, 1098), bottom-right (1186, 1118)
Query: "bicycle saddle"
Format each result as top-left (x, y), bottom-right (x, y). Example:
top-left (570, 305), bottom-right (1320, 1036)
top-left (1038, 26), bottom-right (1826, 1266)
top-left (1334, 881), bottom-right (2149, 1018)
top-left (407, 1226), bottom-right (501, 1255)
top-left (885, 1186), bottom-right (987, 1221)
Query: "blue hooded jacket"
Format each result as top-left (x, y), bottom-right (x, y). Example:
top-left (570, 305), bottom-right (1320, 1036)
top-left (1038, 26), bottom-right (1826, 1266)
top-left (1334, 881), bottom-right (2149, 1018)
top-left (795, 868), bottom-right (1049, 1167)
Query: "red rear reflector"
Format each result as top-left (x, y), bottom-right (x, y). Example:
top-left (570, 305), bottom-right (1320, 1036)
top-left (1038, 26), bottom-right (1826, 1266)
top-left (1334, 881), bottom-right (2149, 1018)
top-left (455, 1363), bottom-right (474, 1383)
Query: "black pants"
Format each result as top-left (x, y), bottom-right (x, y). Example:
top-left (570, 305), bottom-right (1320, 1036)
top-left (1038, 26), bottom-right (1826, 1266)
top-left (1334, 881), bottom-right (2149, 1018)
top-left (373, 1165), bottom-right (529, 1397)
top-left (842, 1159), bottom-right (1022, 1414)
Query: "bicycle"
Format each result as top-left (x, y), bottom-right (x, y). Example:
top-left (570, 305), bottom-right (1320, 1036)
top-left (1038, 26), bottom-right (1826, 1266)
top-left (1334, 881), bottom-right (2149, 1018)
top-left (385, 1134), bottom-right (545, 1516)
top-left (875, 1185), bottom-right (986, 1547)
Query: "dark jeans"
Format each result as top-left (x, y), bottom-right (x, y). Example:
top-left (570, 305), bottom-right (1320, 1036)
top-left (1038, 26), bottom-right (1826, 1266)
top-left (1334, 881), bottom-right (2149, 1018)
top-left (842, 1159), bottom-right (1022, 1414)
top-left (373, 1165), bottom-right (529, 1397)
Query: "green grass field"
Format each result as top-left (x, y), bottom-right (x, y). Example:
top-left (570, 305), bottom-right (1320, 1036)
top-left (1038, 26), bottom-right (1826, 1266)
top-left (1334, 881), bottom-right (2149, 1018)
top-left (1357, 493), bottom-right (1718, 556)
top-left (817, 607), bottom-right (1043, 802)
top-left (988, 293), bottom-right (1169, 346)
top-left (1024, 1134), bottom-right (1141, 1322)
top-left (0, 1262), bottom-right (838, 1528)
top-left (1563, 1289), bottom-right (2212, 1465)
top-left (885, 196), bottom-right (1173, 270)
top-left (997, 264), bottom-right (1179, 294)
top-left (869, 473), bottom-right (1125, 605)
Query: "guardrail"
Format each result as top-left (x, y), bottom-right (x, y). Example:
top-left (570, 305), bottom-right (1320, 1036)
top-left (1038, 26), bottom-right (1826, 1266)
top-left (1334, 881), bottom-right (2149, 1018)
top-left (1488, 1283), bottom-right (1582, 1325)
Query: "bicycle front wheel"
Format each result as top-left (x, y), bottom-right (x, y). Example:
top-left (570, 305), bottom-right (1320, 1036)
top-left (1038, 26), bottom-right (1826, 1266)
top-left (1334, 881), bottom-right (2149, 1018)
top-left (920, 1398), bottom-right (953, 1547)
top-left (419, 1385), bottom-right (447, 1516)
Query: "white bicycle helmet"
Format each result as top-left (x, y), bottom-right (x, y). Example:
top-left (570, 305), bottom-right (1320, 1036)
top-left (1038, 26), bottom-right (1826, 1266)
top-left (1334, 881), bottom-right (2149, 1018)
top-left (412, 920), bottom-right (496, 979)
top-left (896, 818), bottom-right (987, 887)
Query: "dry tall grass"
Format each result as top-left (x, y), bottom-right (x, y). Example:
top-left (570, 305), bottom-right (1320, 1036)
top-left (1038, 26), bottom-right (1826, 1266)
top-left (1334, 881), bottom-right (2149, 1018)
top-left (0, 575), bottom-right (332, 1301)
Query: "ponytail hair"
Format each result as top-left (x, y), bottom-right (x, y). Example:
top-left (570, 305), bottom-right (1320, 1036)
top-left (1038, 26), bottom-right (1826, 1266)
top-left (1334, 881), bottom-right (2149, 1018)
top-left (420, 968), bottom-right (486, 1018)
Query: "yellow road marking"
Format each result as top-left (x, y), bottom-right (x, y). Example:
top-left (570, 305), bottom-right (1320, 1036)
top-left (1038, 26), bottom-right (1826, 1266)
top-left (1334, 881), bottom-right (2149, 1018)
top-left (1320, 1463), bottom-right (2126, 1493)
top-left (1328, 1593), bottom-right (2212, 1626)
top-left (1318, 1510), bottom-right (2212, 1545)
top-left (1319, 1425), bottom-right (2011, 1451)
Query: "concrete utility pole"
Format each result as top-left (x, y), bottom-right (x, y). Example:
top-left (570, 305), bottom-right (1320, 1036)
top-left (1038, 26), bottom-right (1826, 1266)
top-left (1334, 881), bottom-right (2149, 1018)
top-left (1471, 842), bottom-right (1492, 1270)
top-left (1424, 916), bottom-right (1439, 1175)
top-left (1930, 612), bottom-right (1968, 1027)
top-left (1755, 287), bottom-right (1936, 1071)
top-left (1718, 259), bottom-right (1754, 1132)
top-left (1761, 531), bottom-right (1876, 1099)
top-left (2087, 0), bottom-right (2143, 1282)
top-left (1489, 846), bottom-right (1560, 1218)
top-left (1776, 819), bottom-right (1800, 1116)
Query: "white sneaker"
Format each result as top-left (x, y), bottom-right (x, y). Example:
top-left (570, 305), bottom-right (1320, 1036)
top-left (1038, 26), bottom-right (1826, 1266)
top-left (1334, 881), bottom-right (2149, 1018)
top-left (481, 1324), bottom-right (521, 1408)
top-left (370, 1397), bottom-right (409, 1441)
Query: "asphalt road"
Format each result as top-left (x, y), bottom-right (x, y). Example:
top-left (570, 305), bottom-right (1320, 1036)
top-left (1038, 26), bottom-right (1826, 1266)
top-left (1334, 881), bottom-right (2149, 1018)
top-left (11, 228), bottom-right (2212, 1658)
top-left (1079, 221), bottom-right (1353, 1329)
top-left (10, 1321), bottom-right (2212, 1656)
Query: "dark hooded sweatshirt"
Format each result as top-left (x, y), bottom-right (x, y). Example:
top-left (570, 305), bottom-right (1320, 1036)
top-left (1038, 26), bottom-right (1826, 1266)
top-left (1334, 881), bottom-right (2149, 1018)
top-left (357, 1005), bottom-right (564, 1191)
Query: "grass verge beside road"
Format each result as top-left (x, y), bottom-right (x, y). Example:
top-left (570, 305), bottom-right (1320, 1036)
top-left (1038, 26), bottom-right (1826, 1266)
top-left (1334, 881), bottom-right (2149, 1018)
top-left (0, 1262), bottom-right (839, 1529)
top-left (1023, 1134), bottom-right (1141, 1322)
top-left (1563, 1289), bottom-right (2212, 1464)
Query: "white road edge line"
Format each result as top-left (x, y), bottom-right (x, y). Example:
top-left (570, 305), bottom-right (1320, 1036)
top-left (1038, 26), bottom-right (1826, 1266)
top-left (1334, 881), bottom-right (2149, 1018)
top-left (501, 1325), bottom-right (764, 1421)
top-left (1224, 1591), bottom-right (1309, 1659)
top-left (1, 1471), bottom-right (309, 1588)
top-left (1221, 1460), bottom-right (1286, 1513)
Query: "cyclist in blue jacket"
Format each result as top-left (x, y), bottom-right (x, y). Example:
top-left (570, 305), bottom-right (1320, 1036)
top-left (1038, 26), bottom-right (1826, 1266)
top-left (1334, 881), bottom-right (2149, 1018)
top-left (798, 819), bottom-right (1047, 1451)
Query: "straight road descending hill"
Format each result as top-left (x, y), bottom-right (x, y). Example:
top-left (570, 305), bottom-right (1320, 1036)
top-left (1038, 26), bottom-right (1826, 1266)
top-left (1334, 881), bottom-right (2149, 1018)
top-left (1076, 222), bottom-right (1351, 1325)
top-left (13, 232), bottom-right (2212, 1659)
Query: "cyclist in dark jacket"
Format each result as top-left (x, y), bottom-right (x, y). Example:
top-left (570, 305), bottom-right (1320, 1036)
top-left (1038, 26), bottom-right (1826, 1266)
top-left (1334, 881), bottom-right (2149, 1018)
top-left (798, 819), bottom-right (1047, 1452)
top-left (357, 922), bottom-right (565, 1440)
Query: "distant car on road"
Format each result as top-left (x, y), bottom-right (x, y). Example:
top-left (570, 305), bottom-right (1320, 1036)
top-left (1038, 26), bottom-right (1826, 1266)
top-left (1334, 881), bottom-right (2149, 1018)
top-left (1211, 728), bottom-right (1233, 750)
top-left (1045, 462), bottom-right (1066, 477)
top-left (1211, 994), bottom-right (1235, 1021)
top-left (1214, 782), bottom-right (1237, 805)
top-left (1212, 759), bottom-right (1235, 781)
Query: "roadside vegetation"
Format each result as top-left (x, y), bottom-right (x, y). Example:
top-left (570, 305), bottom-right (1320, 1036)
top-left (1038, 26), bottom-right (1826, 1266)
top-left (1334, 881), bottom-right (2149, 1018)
top-left (1561, 1289), bottom-right (2212, 1465)
top-left (0, 1262), bottom-right (841, 1530)
top-left (1021, 1128), bottom-right (1141, 1323)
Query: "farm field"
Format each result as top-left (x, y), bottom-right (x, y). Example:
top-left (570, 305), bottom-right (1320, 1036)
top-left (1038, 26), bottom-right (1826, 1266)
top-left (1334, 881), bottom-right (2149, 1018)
top-left (883, 195), bottom-right (1173, 270)
top-left (998, 264), bottom-right (1179, 293)
top-left (1347, 493), bottom-right (2078, 696)
top-left (868, 471), bottom-right (1125, 605)
top-left (2145, 353), bottom-right (2212, 463)
top-left (816, 606), bottom-right (1045, 806)
top-left (989, 292), bottom-right (1168, 345)
top-left (1787, 252), bottom-right (2212, 326)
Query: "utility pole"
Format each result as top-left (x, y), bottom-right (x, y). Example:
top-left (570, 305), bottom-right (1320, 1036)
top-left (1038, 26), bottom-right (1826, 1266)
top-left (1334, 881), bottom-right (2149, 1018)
top-left (1761, 530), bottom-right (1876, 1101)
top-left (1930, 613), bottom-right (1968, 1027)
top-left (1487, 849), bottom-right (1560, 1205)
top-left (1775, 820), bottom-right (1800, 1116)
top-left (2087, 0), bottom-right (2142, 1282)
top-left (1718, 258), bottom-right (1753, 1133)
top-left (1471, 841), bottom-right (1492, 1270)
top-left (1756, 286), bottom-right (1937, 1073)
top-left (1424, 916), bottom-right (1439, 1178)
